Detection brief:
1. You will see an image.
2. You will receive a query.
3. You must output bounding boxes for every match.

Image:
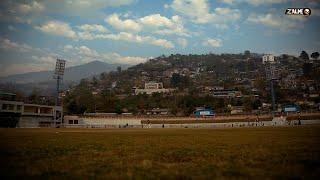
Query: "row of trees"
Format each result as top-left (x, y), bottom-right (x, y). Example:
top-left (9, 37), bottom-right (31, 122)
top-left (300, 51), bottom-right (319, 61)
top-left (63, 79), bottom-right (265, 115)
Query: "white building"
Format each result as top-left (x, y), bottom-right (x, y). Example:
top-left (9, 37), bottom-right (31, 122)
top-left (262, 54), bottom-right (275, 64)
top-left (135, 82), bottom-right (174, 95)
top-left (144, 82), bottom-right (163, 89)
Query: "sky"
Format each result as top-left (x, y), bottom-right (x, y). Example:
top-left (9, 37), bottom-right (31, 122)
top-left (0, 0), bottom-right (319, 77)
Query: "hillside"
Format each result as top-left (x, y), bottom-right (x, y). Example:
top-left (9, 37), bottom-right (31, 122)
top-left (62, 52), bottom-right (320, 115)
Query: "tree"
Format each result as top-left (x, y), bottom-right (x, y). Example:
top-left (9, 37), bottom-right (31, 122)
top-left (170, 73), bottom-right (190, 89)
top-left (63, 82), bottom-right (96, 114)
top-left (244, 50), bottom-right (251, 58)
top-left (99, 73), bottom-right (106, 80)
top-left (242, 97), bottom-right (253, 112)
top-left (252, 99), bottom-right (262, 110)
top-left (92, 76), bottom-right (98, 87)
top-left (281, 54), bottom-right (289, 59)
top-left (28, 88), bottom-right (41, 104)
top-left (117, 66), bottom-right (122, 73)
top-left (303, 62), bottom-right (312, 76)
top-left (79, 78), bottom-right (90, 87)
top-left (311, 52), bottom-right (319, 60)
top-left (254, 78), bottom-right (267, 92)
top-left (299, 51), bottom-right (309, 61)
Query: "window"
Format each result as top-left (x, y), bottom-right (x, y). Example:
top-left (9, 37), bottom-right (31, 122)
top-left (68, 120), bottom-right (73, 124)
top-left (17, 105), bottom-right (22, 111)
top-left (2, 104), bottom-right (14, 111)
top-left (74, 120), bottom-right (78, 124)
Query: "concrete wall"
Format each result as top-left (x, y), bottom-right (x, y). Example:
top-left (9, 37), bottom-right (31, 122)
top-left (63, 115), bottom-right (320, 128)
top-left (17, 116), bottom-right (61, 128)
top-left (64, 116), bottom-right (142, 128)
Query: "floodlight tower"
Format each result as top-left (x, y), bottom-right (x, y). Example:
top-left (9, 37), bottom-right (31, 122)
top-left (53, 59), bottom-right (66, 127)
top-left (263, 54), bottom-right (277, 117)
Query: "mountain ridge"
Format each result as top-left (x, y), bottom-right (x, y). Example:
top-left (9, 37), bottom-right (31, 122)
top-left (0, 60), bottom-right (130, 84)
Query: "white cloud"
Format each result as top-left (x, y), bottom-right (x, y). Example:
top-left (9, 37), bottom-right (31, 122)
top-left (35, 20), bottom-right (77, 39)
top-left (0, 1), bottom-right (44, 24)
top-left (0, 38), bottom-right (60, 77)
top-left (222, 0), bottom-right (287, 6)
top-left (0, 13), bottom-right (27, 24)
top-left (245, 0), bottom-right (287, 6)
top-left (167, 0), bottom-right (241, 25)
top-left (177, 38), bottom-right (188, 48)
top-left (139, 14), bottom-right (189, 36)
top-left (31, 55), bottom-right (56, 64)
top-left (105, 13), bottom-right (189, 36)
top-left (220, 0), bottom-right (288, 6)
top-left (15, 1), bottom-right (44, 14)
top-left (8, 25), bottom-right (17, 31)
top-left (140, 14), bottom-right (176, 27)
top-left (169, 0), bottom-right (212, 24)
top-left (34, 19), bottom-right (174, 48)
top-left (0, 38), bottom-right (32, 52)
top-left (78, 46), bottom-right (100, 57)
top-left (78, 24), bottom-right (108, 33)
top-left (0, 54), bottom-right (57, 77)
top-left (0, 0), bottom-right (134, 24)
top-left (203, 38), bottom-right (222, 47)
top-left (102, 53), bottom-right (147, 64)
top-left (96, 32), bottom-right (174, 48)
top-left (214, 8), bottom-right (241, 24)
top-left (0, 63), bottom-right (52, 77)
top-left (63, 45), bottom-right (73, 52)
top-left (42, 0), bottom-right (135, 17)
top-left (221, 0), bottom-right (235, 5)
top-left (247, 13), bottom-right (304, 32)
top-left (105, 13), bottom-right (142, 32)
top-left (63, 45), bottom-right (99, 57)
top-left (77, 31), bottom-right (94, 40)
top-left (63, 45), bottom-right (147, 65)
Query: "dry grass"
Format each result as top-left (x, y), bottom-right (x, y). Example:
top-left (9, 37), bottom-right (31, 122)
top-left (0, 126), bottom-right (320, 179)
top-left (286, 113), bottom-right (320, 121)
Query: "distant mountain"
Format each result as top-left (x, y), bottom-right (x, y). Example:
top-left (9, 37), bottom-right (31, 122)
top-left (0, 61), bottom-right (130, 84)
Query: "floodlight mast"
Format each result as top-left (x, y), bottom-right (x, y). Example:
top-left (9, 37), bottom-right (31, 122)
top-left (53, 59), bottom-right (66, 127)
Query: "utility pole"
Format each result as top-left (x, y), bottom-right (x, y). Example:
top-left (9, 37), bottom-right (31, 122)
top-left (264, 56), bottom-right (277, 117)
top-left (270, 79), bottom-right (276, 115)
top-left (54, 76), bottom-right (60, 127)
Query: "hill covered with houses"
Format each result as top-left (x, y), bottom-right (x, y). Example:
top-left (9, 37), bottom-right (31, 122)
top-left (60, 51), bottom-right (320, 116)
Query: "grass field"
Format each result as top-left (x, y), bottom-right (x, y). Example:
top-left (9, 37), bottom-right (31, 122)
top-left (1, 126), bottom-right (320, 179)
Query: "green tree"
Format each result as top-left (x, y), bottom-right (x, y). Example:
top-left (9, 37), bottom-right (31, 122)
top-left (299, 51), bottom-right (309, 61)
top-left (28, 88), bottom-right (41, 104)
top-left (244, 50), bottom-right (251, 58)
top-left (243, 98), bottom-right (252, 112)
top-left (117, 66), bottom-right (122, 73)
top-left (311, 52), bottom-right (319, 60)
top-left (303, 62), bottom-right (312, 76)
top-left (170, 73), bottom-right (190, 89)
top-left (63, 83), bottom-right (95, 114)
top-left (92, 76), bottom-right (98, 87)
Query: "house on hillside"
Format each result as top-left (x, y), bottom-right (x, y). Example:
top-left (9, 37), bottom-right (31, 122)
top-left (212, 89), bottom-right (242, 98)
top-left (134, 82), bottom-right (174, 95)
